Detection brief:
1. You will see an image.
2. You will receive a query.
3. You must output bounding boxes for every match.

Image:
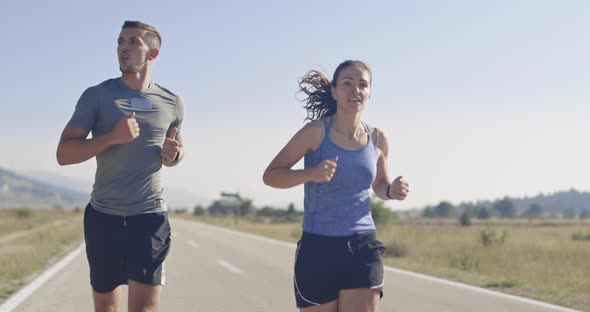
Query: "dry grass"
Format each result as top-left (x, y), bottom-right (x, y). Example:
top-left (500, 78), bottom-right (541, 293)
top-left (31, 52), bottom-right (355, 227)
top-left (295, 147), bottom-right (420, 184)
top-left (0, 209), bottom-right (83, 303)
top-left (378, 221), bottom-right (590, 310)
top-left (0, 209), bottom-right (74, 237)
top-left (181, 214), bottom-right (590, 311)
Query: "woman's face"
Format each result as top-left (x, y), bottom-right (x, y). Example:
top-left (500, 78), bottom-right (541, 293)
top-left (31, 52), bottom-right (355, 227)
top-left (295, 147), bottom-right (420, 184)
top-left (331, 65), bottom-right (372, 113)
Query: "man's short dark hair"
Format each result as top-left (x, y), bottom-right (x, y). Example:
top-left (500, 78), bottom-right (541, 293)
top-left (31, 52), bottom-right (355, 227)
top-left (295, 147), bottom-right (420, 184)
top-left (122, 20), bottom-right (162, 49)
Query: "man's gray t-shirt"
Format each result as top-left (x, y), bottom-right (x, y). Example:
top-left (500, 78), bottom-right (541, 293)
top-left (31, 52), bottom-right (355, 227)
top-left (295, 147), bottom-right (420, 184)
top-left (68, 78), bottom-right (184, 216)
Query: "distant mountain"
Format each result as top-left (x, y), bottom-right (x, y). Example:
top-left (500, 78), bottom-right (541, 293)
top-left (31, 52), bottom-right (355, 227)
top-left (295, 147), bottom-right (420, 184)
top-left (24, 170), bottom-right (211, 210)
top-left (455, 188), bottom-right (590, 216)
top-left (511, 189), bottom-right (590, 215)
top-left (24, 170), bottom-right (92, 193)
top-left (0, 167), bottom-right (89, 209)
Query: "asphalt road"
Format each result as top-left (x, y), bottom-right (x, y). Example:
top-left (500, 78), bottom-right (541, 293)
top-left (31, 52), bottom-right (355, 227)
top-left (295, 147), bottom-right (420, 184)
top-left (5, 218), bottom-right (581, 312)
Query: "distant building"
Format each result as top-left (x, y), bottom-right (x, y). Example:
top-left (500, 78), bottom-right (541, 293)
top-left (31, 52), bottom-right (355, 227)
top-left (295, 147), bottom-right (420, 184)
top-left (208, 192), bottom-right (243, 215)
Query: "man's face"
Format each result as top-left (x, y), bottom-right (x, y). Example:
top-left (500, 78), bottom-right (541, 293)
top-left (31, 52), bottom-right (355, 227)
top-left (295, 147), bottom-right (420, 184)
top-left (117, 27), bottom-right (152, 74)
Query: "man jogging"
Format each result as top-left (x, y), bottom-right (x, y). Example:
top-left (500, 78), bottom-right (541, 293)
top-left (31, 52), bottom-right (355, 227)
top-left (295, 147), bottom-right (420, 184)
top-left (56, 20), bottom-right (184, 311)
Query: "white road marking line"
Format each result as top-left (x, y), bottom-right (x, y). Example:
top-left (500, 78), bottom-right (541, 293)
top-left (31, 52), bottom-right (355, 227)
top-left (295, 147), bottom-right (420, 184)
top-left (0, 243), bottom-right (83, 312)
top-left (181, 219), bottom-right (296, 249)
top-left (187, 240), bottom-right (200, 248)
top-left (217, 259), bottom-right (242, 273)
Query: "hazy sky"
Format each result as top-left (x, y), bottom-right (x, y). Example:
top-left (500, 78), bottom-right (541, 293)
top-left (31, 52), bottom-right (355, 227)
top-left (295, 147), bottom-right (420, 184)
top-left (1, 0), bottom-right (588, 210)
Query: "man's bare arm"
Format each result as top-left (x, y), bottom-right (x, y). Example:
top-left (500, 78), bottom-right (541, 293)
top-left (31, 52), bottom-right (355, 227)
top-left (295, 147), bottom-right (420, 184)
top-left (57, 112), bottom-right (140, 166)
top-left (56, 126), bottom-right (114, 166)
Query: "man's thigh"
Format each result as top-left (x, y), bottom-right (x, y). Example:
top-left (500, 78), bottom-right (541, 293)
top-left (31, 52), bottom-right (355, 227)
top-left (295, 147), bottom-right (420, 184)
top-left (84, 204), bottom-right (127, 293)
top-left (125, 211), bottom-right (172, 286)
top-left (338, 288), bottom-right (380, 312)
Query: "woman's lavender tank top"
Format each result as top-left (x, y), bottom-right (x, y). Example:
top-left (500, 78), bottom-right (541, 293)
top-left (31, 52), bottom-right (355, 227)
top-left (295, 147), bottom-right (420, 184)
top-left (303, 117), bottom-right (379, 236)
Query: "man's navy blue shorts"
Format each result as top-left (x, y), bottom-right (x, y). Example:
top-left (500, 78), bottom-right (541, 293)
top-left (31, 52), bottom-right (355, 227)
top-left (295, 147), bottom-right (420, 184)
top-left (83, 203), bottom-right (171, 293)
top-left (294, 231), bottom-right (386, 308)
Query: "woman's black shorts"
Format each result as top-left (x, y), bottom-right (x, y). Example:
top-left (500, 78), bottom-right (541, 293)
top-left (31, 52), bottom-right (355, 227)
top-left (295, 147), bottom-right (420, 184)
top-left (294, 231), bottom-right (386, 308)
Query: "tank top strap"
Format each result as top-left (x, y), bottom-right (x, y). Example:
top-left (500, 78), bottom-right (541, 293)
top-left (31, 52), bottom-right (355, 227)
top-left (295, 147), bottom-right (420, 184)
top-left (326, 116), bottom-right (334, 131)
top-left (361, 121), bottom-right (373, 144)
top-left (322, 116), bottom-right (334, 143)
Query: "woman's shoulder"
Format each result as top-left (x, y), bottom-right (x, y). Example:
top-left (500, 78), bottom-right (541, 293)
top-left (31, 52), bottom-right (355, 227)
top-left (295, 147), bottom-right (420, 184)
top-left (292, 119), bottom-right (326, 152)
top-left (300, 119), bottom-right (326, 136)
top-left (366, 124), bottom-right (388, 149)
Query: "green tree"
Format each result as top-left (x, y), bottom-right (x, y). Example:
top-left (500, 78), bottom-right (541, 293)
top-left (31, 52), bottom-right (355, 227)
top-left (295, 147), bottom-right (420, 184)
top-left (435, 201), bottom-right (456, 217)
top-left (239, 199), bottom-right (254, 216)
top-left (287, 203), bottom-right (296, 215)
top-left (459, 211), bottom-right (472, 226)
top-left (370, 196), bottom-right (394, 225)
top-left (523, 203), bottom-right (543, 218)
top-left (476, 207), bottom-right (491, 219)
top-left (15, 208), bottom-right (32, 219)
top-left (493, 198), bottom-right (516, 218)
top-left (563, 207), bottom-right (576, 219)
top-left (422, 206), bottom-right (436, 218)
top-left (193, 205), bottom-right (206, 216)
top-left (257, 206), bottom-right (276, 217)
top-left (208, 200), bottom-right (229, 215)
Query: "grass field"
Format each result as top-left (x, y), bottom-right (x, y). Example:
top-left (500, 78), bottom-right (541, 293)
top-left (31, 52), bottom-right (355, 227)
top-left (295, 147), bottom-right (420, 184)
top-left (184, 215), bottom-right (590, 311)
top-left (0, 209), bottom-right (83, 303)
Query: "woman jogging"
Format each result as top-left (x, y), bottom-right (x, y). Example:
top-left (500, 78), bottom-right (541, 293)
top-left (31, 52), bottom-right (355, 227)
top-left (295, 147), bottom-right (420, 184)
top-left (263, 60), bottom-right (409, 312)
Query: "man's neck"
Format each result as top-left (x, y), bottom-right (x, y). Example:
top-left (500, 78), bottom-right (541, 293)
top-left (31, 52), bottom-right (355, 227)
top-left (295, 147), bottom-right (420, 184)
top-left (121, 71), bottom-right (151, 91)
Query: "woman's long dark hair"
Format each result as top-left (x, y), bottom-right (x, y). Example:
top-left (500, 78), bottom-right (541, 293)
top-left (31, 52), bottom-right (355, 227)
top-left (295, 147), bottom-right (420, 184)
top-left (298, 60), bottom-right (372, 121)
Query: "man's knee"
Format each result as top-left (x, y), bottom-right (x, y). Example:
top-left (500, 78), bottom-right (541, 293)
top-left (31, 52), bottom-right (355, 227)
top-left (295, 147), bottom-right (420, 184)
top-left (93, 286), bottom-right (122, 312)
top-left (128, 280), bottom-right (162, 311)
